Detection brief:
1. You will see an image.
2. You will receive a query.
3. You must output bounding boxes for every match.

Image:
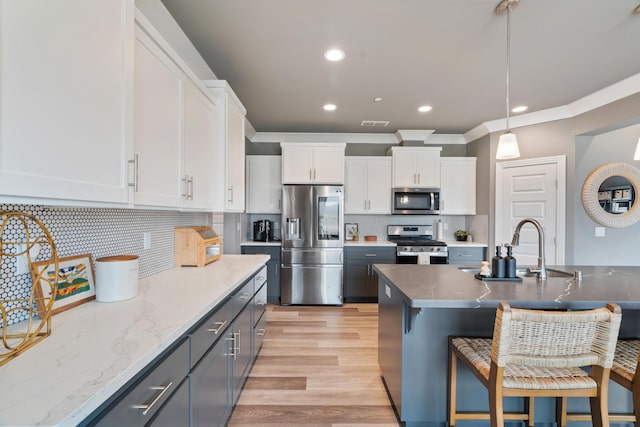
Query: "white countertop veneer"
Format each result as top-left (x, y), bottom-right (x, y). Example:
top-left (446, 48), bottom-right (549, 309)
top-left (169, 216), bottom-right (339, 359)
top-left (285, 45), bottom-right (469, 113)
top-left (240, 241), bottom-right (282, 246)
top-left (0, 254), bottom-right (269, 427)
top-left (443, 240), bottom-right (488, 248)
top-left (344, 240), bottom-right (396, 247)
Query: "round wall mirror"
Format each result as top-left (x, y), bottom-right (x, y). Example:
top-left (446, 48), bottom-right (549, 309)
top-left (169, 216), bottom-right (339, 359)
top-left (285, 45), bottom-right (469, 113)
top-left (582, 162), bottom-right (640, 228)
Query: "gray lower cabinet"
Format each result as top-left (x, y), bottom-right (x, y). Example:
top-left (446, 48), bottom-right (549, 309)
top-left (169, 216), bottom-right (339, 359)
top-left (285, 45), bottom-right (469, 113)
top-left (344, 246), bottom-right (396, 302)
top-left (191, 332), bottom-right (232, 427)
top-left (148, 377), bottom-right (190, 427)
top-left (232, 303), bottom-right (253, 405)
top-left (447, 246), bottom-right (486, 265)
top-left (87, 338), bottom-right (190, 427)
top-left (83, 266), bottom-right (268, 427)
top-left (241, 245), bottom-right (281, 302)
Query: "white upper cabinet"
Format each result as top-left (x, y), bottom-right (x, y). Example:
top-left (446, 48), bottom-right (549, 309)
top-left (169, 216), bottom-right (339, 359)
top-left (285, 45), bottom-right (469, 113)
top-left (389, 147), bottom-right (442, 188)
top-left (246, 155), bottom-right (282, 214)
top-left (345, 157), bottom-right (391, 214)
top-left (440, 157), bottom-right (476, 215)
top-left (132, 25), bottom-right (182, 208)
top-left (0, 0), bottom-right (134, 205)
top-left (205, 81), bottom-right (247, 212)
top-left (281, 143), bottom-right (345, 184)
top-left (183, 80), bottom-right (216, 210)
top-left (132, 14), bottom-right (216, 210)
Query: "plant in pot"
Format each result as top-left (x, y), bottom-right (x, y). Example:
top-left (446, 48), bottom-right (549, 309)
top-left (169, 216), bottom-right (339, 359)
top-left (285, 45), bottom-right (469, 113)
top-left (454, 230), bottom-right (469, 241)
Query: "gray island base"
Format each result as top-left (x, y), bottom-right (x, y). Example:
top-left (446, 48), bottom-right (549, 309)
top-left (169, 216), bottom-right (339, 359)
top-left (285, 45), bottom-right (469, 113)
top-left (374, 263), bottom-right (640, 427)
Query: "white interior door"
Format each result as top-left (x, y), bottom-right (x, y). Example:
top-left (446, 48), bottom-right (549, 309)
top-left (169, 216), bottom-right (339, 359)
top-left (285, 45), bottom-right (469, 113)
top-left (495, 156), bottom-right (566, 266)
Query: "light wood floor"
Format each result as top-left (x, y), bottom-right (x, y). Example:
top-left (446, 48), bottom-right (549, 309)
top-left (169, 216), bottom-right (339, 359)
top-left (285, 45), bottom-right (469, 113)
top-left (228, 303), bottom-right (400, 426)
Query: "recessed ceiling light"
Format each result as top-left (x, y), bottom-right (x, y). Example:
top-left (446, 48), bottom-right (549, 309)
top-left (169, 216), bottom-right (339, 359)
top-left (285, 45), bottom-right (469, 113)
top-left (418, 105), bottom-right (432, 113)
top-left (512, 105), bottom-right (528, 113)
top-left (323, 49), bottom-right (345, 61)
top-left (323, 104), bottom-right (337, 111)
top-left (374, 97), bottom-right (383, 102)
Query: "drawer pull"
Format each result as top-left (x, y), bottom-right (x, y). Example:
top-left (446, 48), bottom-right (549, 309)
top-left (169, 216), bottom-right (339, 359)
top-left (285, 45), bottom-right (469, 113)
top-left (238, 292), bottom-right (251, 300)
top-left (207, 320), bottom-right (227, 334)
top-left (132, 382), bottom-right (173, 416)
top-left (235, 331), bottom-right (241, 354)
top-left (459, 254), bottom-right (473, 257)
top-left (256, 328), bottom-right (266, 337)
top-left (365, 253), bottom-right (377, 257)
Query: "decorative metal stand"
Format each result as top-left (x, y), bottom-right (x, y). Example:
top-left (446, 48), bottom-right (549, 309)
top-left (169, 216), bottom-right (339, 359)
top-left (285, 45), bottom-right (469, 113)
top-left (0, 211), bottom-right (58, 366)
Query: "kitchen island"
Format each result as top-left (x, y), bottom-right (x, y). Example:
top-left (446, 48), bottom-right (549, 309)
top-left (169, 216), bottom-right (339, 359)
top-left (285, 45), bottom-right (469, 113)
top-left (374, 263), bottom-right (640, 427)
top-left (0, 255), bottom-right (269, 427)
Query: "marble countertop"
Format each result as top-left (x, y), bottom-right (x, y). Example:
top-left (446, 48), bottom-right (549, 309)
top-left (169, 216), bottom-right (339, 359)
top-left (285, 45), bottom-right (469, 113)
top-left (443, 240), bottom-right (488, 248)
top-left (0, 255), bottom-right (269, 427)
top-left (344, 240), bottom-right (396, 247)
top-left (374, 264), bottom-right (640, 310)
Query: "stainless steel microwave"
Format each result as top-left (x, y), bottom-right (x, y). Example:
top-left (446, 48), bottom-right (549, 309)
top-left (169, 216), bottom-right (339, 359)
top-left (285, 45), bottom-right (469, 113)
top-left (392, 188), bottom-right (440, 215)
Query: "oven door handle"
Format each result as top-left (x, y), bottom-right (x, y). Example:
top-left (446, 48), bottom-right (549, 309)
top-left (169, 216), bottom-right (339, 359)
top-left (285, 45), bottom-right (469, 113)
top-left (397, 251), bottom-right (418, 256)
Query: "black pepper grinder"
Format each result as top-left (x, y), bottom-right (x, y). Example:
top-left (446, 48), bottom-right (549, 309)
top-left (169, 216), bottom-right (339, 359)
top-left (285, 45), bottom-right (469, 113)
top-left (491, 246), bottom-right (506, 278)
top-left (504, 244), bottom-right (517, 278)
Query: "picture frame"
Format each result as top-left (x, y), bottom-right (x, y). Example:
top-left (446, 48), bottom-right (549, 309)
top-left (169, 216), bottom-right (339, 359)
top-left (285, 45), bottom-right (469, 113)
top-left (345, 223), bottom-right (359, 241)
top-left (31, 254), bottom-right (96, 315)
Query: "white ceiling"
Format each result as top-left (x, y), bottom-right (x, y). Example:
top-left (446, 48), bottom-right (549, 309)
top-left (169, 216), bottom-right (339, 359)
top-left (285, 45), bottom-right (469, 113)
top-left (160, 0), bottom-right (640, 136)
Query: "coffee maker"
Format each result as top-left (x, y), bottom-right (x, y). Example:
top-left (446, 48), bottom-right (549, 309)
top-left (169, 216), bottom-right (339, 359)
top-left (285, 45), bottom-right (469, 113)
top-left (253, 220), bottom-right (273, 242)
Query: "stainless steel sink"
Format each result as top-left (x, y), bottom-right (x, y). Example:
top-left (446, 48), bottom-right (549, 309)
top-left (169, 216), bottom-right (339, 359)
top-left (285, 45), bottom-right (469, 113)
top-left (458, 267), bottom-right (573, 278)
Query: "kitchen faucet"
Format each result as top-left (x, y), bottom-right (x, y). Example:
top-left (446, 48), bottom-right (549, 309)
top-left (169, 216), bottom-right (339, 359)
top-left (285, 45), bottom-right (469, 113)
top-left (510, 218), bottom-right (547, 280)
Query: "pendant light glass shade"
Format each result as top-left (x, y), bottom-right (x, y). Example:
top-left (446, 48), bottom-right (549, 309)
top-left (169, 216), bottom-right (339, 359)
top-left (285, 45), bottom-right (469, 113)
top-left (495, 0), bottom-right (520, 160)
top-left (497, 132), bottom-right (520, 159)
top-left (634, 137), bottom-right (640, 160)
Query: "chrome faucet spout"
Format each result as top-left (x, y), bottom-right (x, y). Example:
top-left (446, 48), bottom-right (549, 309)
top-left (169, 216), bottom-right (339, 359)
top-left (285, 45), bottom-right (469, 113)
top-left (510, 218), bottom-right (547, 280)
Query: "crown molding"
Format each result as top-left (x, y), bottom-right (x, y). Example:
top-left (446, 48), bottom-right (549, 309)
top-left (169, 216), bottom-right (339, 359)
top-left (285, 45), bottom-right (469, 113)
top-left (247, 72), bottom-right (640, 146)
top-left (464, 71), bottom-right (640, 143)
top-left (249, 130), bottom-right (467, 145)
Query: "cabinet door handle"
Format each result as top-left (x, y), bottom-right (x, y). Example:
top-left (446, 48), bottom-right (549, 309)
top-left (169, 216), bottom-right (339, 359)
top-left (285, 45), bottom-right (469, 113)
top-left (367, 200), bottom-right (371, 210)
top-left (278, 199), bottom-right (281, 210)
top-left (235, 331), bottom-right (240, 354)
top-left (207, 320), bottom-right (227, 334)
top-left (309, 169), bottom-right (313, 181)
top-left (132, 382), bottom-right (173, 415)
top-left (181, 175), bottom-right (189, 199)
top-left (417, 173), bottom-right (421, 184)
top-left (188, 176), bottom-right (194, 200)
top-left (364, 200), bottom-right (367, 210)
top-left (225, 334), bottom-right (236, 360)
top-left (128, 154), bottom-right (139, 192)
top-left (256, 328), bottom-right (266, 337)
top-left (228, 186), bottom-right (234, 203)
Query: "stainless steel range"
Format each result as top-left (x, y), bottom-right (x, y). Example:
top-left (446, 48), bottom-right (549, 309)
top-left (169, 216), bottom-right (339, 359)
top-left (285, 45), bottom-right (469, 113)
top-left (387, 225), bottom-right (448, 264)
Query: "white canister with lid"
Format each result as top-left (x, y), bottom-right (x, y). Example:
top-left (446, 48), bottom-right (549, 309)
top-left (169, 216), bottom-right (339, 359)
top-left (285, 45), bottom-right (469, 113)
top-left (95, 255), bottom-right (139, 302)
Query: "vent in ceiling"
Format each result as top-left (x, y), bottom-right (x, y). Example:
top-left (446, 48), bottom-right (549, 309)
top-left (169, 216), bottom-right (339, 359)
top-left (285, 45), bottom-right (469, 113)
top-left (360, 120), bottom-right (390, 127)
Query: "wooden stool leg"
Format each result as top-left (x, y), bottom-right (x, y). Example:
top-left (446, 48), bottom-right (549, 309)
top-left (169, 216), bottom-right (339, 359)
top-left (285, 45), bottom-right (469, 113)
top-left (556, 397), bottom-right (568, 427)
top-left (589, 365), bottom-right (609, 427)
top-left (489, 362), bottom-right (505, 427)
top-left (527, 397), bottom-right (535, 427)
top-left (632, 375), bottom-right (640, 423)
top-left (448, 343), bottom-right (458, 427)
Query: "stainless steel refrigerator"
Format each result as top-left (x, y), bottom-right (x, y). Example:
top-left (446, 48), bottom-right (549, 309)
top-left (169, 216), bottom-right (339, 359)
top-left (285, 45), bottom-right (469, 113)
top-left (281, 184), bottom-right (344, 305)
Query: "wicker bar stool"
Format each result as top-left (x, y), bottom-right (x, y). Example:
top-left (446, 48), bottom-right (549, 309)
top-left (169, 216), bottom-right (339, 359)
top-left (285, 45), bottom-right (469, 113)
top-left (561, 338), bottom-right (640, 425)
top-left (448, 301), bottom-right (622, 427)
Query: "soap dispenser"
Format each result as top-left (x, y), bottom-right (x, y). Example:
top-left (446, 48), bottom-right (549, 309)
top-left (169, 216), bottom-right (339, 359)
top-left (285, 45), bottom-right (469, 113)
top-left (504, 244), bottom-right (517, 278)
top-left (491, 246), bottom-right (506, 278)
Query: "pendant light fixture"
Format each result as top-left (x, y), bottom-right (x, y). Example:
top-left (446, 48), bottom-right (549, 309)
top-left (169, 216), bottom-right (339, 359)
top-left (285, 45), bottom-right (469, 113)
top-left (495, 0), bottom-right (521, 160)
